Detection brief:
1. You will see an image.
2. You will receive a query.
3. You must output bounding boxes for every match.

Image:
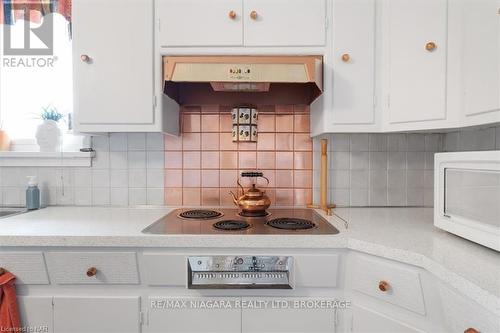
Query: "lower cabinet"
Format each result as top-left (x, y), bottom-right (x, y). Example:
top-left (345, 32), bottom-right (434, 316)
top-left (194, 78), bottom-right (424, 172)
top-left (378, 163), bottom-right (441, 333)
top-left (241, 297), bottom-right (337, 333)
top-left (53, 296), bottom-right (141, 333)
top-left (147, 297), bottom-right (241, 333)
top-left (17, 296), bottom-right (54, 333)
top-left (349, 305), bottom-right (422, 333)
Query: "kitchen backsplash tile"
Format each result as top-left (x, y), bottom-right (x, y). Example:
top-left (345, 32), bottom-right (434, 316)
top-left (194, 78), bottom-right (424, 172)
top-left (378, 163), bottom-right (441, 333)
top-left (164, 105), bottom-right (313, 206)
top-left (315, 124), bottom-right (500, 208)
top-left (315, 133), bottom-right (444, 207)
top-left (0, 133), bottom-right (165, 207)
top-left (0, 121), bottom-right (496, 208)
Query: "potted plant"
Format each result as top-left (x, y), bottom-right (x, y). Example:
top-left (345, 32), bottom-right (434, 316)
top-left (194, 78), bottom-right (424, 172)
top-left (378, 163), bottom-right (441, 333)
top-left (35, 105), bottom-right (64, 152)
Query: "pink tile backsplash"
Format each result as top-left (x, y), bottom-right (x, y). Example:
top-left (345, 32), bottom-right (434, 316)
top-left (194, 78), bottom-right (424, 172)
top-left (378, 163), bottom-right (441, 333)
top-left (164, 105), bottom-right (312, 206)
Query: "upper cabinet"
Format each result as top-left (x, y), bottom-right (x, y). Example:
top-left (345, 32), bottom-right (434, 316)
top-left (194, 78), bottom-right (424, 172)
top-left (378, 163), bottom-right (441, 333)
top-left (454, 0), bottom-right (500, 126)
top-left (157, 0), bottom-right (244, 47)
top-left (243, 0), bottom-right (326, 47)
top-left (381, 0), bottom-right (454, 131)
top-left (330, 0), bottom-right (376, 129)
top-left (157, 0), bottom-right (326, 48)
top-left (73, 0), bottom-right (169, 133)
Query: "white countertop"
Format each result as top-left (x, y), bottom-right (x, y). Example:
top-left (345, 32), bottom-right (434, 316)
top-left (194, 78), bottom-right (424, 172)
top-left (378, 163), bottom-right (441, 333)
top-left (0, 206), bottom-right (498, 316)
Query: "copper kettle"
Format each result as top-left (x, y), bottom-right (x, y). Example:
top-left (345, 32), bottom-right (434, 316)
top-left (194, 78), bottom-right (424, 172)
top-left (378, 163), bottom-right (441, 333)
top-left (229, 172), bottom-right (271, 215)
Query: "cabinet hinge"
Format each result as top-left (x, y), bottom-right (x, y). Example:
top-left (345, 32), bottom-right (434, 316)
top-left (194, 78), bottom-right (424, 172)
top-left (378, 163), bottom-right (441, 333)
top-left (325, 17), bottom-right (329, 29)
top-left (386, 94), bottom-right (391, 109)
top-left (158, 19), bottom-right (161, 31)
top-left (153, 95), bottom-right (157, 108)
top-left (139, 311), bottom-right (144, 325)
top-left (373, 95), bottom-right (377, 108)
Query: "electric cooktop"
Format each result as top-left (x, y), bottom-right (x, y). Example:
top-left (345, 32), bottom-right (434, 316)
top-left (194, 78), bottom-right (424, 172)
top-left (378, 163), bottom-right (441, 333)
top-left (142, 208), bottom-right (339, 235)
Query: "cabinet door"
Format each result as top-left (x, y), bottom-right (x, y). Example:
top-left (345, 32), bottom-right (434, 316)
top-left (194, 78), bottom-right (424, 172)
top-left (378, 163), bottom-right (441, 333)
top-left (350, 305), bottom-right (422, 333)
top-left (148, 297), bottom-right (241, 333)
top-left (157, 0), bottom-right (243, 47)
top-left (73, 0), bottom-right (154, 126)
top-left (332, 0), bottom-right (376, 125)
top-left (242, 297), bottom-right (337, 332)
top-left (53, 296), bottom-right (140, 333)
top-left (244, 0), bottom-right (326, 46)
top-left (384, 0), bottom-right (447, 126)
top-left (460, 0), bottom-right (500, 125)
top-left (17, 296), bottom-right (54, 333)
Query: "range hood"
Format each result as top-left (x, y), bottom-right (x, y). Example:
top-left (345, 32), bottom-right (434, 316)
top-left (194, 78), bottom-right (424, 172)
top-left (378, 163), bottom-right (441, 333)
top-left (163, 56), bottom-right (323, 105)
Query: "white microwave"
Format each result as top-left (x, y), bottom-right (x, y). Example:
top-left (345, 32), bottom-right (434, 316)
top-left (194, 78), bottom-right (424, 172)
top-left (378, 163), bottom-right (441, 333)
top-left (434, 151), bottom-right (500, 252)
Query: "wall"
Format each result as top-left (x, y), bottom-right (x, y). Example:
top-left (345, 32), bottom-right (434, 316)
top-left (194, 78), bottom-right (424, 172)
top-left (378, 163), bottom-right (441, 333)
top-left (443, 125), bottom-right (500, 152)
top-left (315, 124), bottom-right (500, 208)
top-left (164, 105), bottom-right (313, 206)
top-left (0, 124), bottom-right (497, 208)
top-left (314, 133), bottom-right (443, 207)
top-left (0, 133), bottom-right (165, 207)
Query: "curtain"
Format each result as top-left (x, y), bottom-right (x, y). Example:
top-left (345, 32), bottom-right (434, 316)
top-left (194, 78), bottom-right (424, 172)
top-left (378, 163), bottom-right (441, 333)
top-left (0, 0), bottom-right (71, 25)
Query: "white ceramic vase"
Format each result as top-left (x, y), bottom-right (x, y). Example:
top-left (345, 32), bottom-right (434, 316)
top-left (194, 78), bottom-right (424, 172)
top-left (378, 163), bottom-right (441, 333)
top-left (36, 120), bottom-right (62, 152)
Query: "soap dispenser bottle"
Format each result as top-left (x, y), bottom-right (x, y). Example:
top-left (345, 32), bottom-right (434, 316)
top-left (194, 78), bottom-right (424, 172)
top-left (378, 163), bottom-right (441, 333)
top-left (26, 176), bottom-right (40, 210)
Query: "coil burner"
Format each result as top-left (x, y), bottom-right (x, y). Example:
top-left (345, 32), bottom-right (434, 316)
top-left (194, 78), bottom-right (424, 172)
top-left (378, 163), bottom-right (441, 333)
top-left (266, 218), bottom-right (316, 230)
top-left (178, 209), bottom-right (223, 220)
top-left (213, 220), bottom-right (250, 231)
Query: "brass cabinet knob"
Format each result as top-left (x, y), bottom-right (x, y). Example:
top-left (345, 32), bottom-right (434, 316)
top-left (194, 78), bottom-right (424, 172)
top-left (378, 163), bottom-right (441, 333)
top-left (378, 280), bottom-right (390, 292)
top-left (464, 328), bottom-right (480, 333)
top-left (228, 10), bottom-right (237, 19)
top-left (250, 10), bottom-right (258, 20)
top-left (425, 42), bottom-right (437, 51)
top-left (341, 53), bottom-right (350, 62)
top-left (80, 54), bottom-right (91, 63)
top-left (86, 267), bottom-right (97, 277)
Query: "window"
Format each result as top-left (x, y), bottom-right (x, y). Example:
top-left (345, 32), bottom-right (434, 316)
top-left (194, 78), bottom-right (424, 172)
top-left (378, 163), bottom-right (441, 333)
top-left (0, 13), bottom-right (72, 141)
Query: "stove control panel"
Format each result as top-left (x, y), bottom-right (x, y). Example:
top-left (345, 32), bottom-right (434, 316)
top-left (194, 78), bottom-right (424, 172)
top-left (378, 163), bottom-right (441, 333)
top-left (188, 256), bottom-right (293, 289)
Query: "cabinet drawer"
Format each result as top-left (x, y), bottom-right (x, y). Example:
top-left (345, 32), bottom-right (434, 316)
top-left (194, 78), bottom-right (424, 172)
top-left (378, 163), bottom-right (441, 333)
top-left (46, 252), bottom-right (139, 285)
top-left (0, 252), bottom-right (49, 285)
top-left (294, 254), bottom-right (339, 288)
top-left (349, 253), bottom-right (425, 315)
top-left (142, 253), bottom-right (187, 286)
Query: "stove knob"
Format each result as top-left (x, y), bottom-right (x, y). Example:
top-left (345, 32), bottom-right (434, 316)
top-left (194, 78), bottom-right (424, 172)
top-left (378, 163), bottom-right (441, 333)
top-left (235, 257), bottom-right (244, 265)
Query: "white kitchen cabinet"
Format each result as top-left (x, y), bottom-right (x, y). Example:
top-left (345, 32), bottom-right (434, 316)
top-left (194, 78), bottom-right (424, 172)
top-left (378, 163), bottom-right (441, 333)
top-left (147, 297), bottom-right (241, 333)
top-left (73, 0), bottom-right (169, 133)
top-left (53, 296), bottom-right (141, 333)
top-left (241, 297), bottom-right (338, 333)
top-left (349, 305), bottom-right (423, 333)
top-left (157, 0), bottom-right (243, 47)
top-left (382, 0), bottom-right (451, 131)
top-left (17, 296), bottom-right (54, 333)
top-left (243, 0), bottom-right (326, 46)
top-left (456, 0), bottom-right (500, 126)
top-left (330, 0), bottom-right (376, 129)
top-left (439, 283), bottom-right (500, 333)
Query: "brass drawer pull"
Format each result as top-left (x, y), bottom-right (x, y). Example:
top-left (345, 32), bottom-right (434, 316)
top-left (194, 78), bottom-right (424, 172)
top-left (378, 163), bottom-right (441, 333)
top-left (378, 280), bottom-right (390, 292)
top-left (425, 41), bottom-right (437, 51)
top-left (464, 328), bottom-right (480, 333)
top-left (228, 10), bottom-right (237, 19)
top-left (341, 53), bottom-right (350, 62)
top-left (250, 10), bottom-right (258, 20)
top-left (86, 267), bottom-right (97, 277)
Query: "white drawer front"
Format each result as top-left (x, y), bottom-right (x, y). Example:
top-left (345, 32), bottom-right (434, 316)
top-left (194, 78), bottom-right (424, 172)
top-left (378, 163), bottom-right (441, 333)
top-left (0, 252), bottom-right (49, 285)
top-left (294, 254), bottom-right (339, 288)
top-left (46, 252), bottom-right (139, 285)
top-left (142, 253), bottom-right (186, 286)
top-left (350, 253), bottom-right (425, 315)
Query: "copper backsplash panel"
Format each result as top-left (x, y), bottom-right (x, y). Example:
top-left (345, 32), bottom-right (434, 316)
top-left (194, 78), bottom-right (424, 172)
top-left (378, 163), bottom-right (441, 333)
top-left (164, 105), bottom-right (313, 207)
